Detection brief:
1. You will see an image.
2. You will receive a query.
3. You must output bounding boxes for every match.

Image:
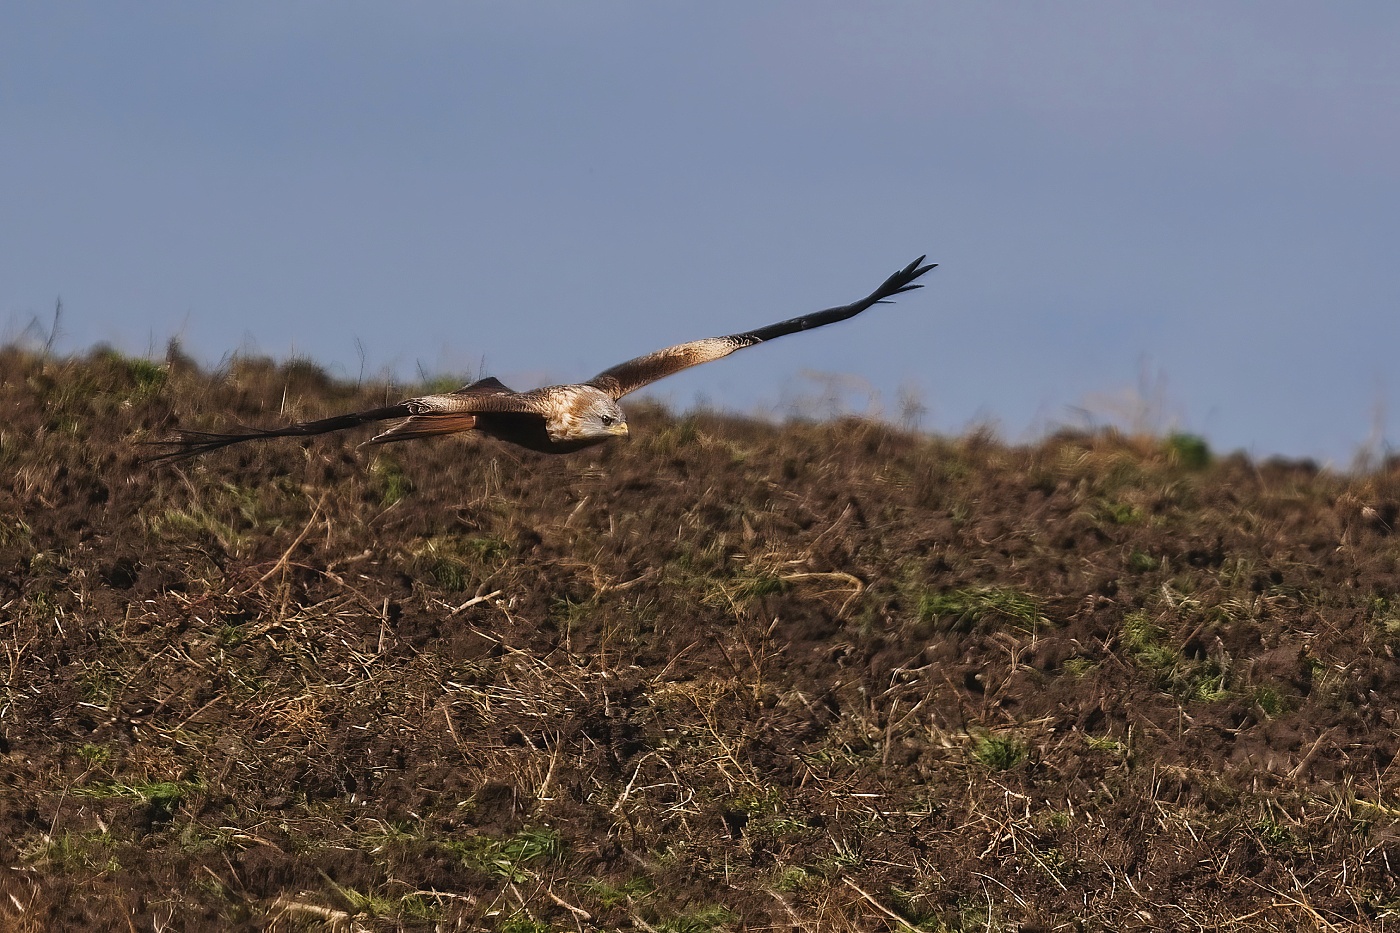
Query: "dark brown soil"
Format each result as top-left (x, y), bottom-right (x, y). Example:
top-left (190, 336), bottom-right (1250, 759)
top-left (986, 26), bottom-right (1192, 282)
top-left (1, 345), bottom-right (1398, 931)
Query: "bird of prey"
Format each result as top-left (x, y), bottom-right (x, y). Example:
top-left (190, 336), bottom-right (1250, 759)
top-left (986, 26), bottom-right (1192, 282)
top-left (149, 256), bottom-right (935, 460)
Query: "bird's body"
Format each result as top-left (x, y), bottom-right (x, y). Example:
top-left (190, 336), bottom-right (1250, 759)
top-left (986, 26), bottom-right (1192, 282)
top-left (394, 380), bottom-right (629, 453)
top-left (149, 256), bottom-right (935, 461)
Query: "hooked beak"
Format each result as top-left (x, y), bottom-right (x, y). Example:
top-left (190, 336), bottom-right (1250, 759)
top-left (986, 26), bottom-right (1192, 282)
top-left (609, 421), bottom-right (630, 438)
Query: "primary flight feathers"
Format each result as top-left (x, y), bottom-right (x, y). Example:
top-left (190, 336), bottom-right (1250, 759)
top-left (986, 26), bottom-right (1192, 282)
top-left (148, 256), bottom-right (936, 460)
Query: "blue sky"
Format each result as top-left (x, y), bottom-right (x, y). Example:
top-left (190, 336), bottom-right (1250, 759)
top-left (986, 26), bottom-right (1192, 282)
top-left (4, 3), bottom-right (1398, 462)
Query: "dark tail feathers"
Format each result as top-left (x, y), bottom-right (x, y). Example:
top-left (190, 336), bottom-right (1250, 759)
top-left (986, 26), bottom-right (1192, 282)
top-left (142, 404), bottom-right (412, 462)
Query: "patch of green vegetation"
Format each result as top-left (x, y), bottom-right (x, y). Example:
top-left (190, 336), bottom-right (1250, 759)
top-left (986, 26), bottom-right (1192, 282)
top-left (773, 866), bottom-right (816, 892)
top-left (221, 665), bottom-right (270, 702)
top-left (463, 535), bottom-right (510, 562)
top-left (1252, 683), bottom-right (1293, 717)
top-left (918, 587), bottom-right (1047, 633)
top-left (77, 743), bottom-right (112, 768)
top-left (971, 732), bottom-right (1029, 771)
top-left (282, 355), bottom-right (332, 390)
top-left (734, 571), bottom-right (787, 599)
top-left (728, 786), bottom-right (782, 816)
top-left (76, 662), bottom-right (120, 705)
top-left (1084, 734), bottom-right (1128, 757)
top-left (154, 508), bottom-right (243, 553)
top-left (670, 538), bottom-right (729, 576)
top-left (28, 550), bottom-right (60, 574)
top-left (1370, 596), bottom-right (1400, 643)
top-left (937, 899), bottom-right (1006, 933)
top-left (1186, 661), bottom-right (1230, 702)
top-left (1033, 846), bottom-right (1080, 886)
top-left (124, 357), bottom-right (169, 395)
top-left (444, 827), bottom-right (562, 882)
top-left (217, 621), bottom-right (248, 647)
top-left (72, 779), bottom-right (200, 821)
top-left (724, 787), bottom-right (811, 840)
top-left (887, 885), bottom-right (939, 927)
top-left (647, 416), bottom-right (701, 455)
top-left (26, 589), bottom-right (61, 625)
top-left (1165, 432), bottom-right (1212, 470)
top-left (322, 877), bottom-right (442, 921)
top-left (371, 456), bottom-right (415, 506)
top-left (360, 819), bottom-right (425, 846)
top-left (148, 481), bottom-right (280, 555)
top-left (91, 346), bottom-right (168, 391)
top-left (1120, 610), bottom-right (1232, 701)
top-left (428, 558), bottom-right (469, 592)
top-left (550, 596), bottom-right (599, 634)
top-left (1127, 549), bottom-right (1159, 573)
top-left (1217, 556), bottom-right (1256, 590)
top-left (1062, 657), bottom-right (1098, 678)
top-left (411, 535), bottom-right (509, 591)
top-left (583, 876), bottom-right (655, 908)
top-left (417, 373), bottom-right (466, 395)
top-left (1253, 816), bottom-right (1297, 852)
top-left (21, 830), bottom-right (120, 873)
top-left (1120, 611), bottom-right (1177, 672)
top-left (347, 885), bottom-right (439, 918)
top-left (748, 814), bottom-right (810, 839)
top-left (192, 873), bottom-right (241, 910)
top-left (657, 904), bottom-right (736, 933)
top-left (219, 481), bottom-right (267, 524)
top-left (1205, 597), bottom-right (1259, 626)
top-left (0, 517), bottom-right (34, 547)
top-left (498, 915), bottom-right (551, 933)
top-left (1098, 499), bottom-right (1142, 526)
top-left (177, 823), bottom-right (242, 855)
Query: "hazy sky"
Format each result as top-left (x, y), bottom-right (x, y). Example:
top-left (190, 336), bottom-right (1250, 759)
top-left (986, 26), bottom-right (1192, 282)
top-left (4, 3), bottom-right (1399, 462)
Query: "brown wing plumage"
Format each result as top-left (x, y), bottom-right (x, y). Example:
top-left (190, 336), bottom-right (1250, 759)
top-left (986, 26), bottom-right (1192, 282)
top-left (143, 378), bottom-right (554, 461)
top-left (371, 380), bottom-right (556, 444)
top-left (587, 256), bottom-right (936, 400)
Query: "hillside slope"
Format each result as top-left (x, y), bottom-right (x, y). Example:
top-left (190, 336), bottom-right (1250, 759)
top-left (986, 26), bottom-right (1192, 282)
top-left (1, 346), bottom-right (1398, 931)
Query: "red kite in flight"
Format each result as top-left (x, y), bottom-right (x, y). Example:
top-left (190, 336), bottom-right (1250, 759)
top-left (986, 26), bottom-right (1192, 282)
top-left (150, 256), bottom-right (935, 460)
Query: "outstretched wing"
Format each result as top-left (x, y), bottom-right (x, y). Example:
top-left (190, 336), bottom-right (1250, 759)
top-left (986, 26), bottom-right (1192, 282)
top-left (587, 256), bottom-right (936, 400)
top-left (143, 379), bottom-right (552, 460)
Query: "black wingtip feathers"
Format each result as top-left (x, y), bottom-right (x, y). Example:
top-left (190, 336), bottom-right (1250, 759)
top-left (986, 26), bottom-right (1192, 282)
top-left (874, 255), bottom-right (938, 301)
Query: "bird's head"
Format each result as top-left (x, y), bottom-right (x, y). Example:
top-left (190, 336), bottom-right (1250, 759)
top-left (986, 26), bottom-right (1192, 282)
top-left (553, 387), bottom-right (629, 445)
top-left (589, 399), bottom-right (630, 440)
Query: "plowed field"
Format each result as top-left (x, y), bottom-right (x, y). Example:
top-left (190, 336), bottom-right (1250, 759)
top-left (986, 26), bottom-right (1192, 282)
top-left (2, 347), bottom-right (1398, 931)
